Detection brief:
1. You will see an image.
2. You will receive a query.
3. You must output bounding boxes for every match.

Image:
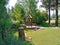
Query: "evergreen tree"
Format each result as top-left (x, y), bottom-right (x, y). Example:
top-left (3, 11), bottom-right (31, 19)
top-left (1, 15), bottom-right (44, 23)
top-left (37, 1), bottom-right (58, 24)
top-left (0, 0), bottom-right (12, 41)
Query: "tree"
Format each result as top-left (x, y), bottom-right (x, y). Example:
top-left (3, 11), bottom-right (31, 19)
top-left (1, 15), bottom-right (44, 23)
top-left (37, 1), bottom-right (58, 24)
top-left (48, 0), bottom-right (51, 24)
top-left (17, 0), bottom-right (37, 25)
top-left (10, 3), bottom-right (25, 40)
top-left (36, 9), bottom-right (48, 25)
top-left (41, 0), bottom-right (60, 26)
top-left (10, 3), bottom-right (24, 25)
top-left (41, 0), bottom-right (51, 24)
top-left (55, 0), bottom-right (58, 26)
top-left (29, 0), bottom-right (36, 15)
top-left (18, 0), bottom-right (37, 16)
top-left (0, 0), bottom-right (12, 41)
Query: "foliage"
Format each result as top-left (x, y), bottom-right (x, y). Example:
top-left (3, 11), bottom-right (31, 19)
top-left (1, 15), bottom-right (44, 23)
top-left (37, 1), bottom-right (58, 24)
top-left (18, 0), bottom-right (48, 25)
top-left (29, 0), bottom-right (36, 16)
top-left (18, 0), bottom-right (37, 17)
top-left (0, 0), bottom-right (12, 31)
top-left (35, 9), bottom-right (48, 25)
top-left (10, 3), bottom-right (25, 27)
top-left (0, 30), bottom-right (33, 45)
top-left (41, 22), bottom-right (51, 27)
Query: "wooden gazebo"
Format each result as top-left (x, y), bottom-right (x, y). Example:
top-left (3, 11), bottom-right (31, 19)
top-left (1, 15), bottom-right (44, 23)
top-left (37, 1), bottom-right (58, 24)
top-left (23, 15), bottom-right (36, 26)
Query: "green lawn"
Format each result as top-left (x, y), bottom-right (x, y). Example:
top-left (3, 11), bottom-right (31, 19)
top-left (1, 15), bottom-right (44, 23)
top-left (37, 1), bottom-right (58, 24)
top-left (0, 27), bottom-right (60, 45)
top-left (25, 27), bottom-right (60, 45)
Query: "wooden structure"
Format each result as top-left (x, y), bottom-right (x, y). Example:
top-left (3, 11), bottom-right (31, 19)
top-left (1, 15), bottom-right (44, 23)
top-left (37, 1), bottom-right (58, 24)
top-left (24, 15), bottom-right (36, 26)
top-left (18, 27), bottom-right (25, 40)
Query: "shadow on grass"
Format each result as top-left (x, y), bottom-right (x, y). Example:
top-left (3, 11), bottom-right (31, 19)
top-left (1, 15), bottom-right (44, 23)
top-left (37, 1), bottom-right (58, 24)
top-left (19, 40), bottom-right (34, 45)
top-left (0, 29), bottom-right (34, 45)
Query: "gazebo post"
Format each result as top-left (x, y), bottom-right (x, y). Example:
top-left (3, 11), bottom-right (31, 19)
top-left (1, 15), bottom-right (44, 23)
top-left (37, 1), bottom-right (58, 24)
top-left (29, 15), bottom-right (32, 27)
top-left (18, 27), bottom-right (25, 41)
top-left (31, 18), bottom-right (32, 27)
top-left (24, 17), bottom-right (26, 25)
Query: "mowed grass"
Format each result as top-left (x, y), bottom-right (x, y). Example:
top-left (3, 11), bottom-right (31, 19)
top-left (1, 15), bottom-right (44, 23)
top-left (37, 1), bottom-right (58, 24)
top-left (1, 27), bottom-right (60, 45)
top-left (25, 27), bottom-right (60, 45)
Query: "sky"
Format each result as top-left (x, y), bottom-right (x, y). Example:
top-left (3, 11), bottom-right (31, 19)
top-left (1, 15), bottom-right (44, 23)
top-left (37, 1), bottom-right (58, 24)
top-left (6, 0), bottom-right (17, 9)
top-left (37, 0), bottom-right (46, 11)
top-left (7, 0), bottom-right (46, 11)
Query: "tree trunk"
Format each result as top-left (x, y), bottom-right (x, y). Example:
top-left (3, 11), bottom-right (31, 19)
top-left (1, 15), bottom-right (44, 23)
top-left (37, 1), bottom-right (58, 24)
top-left (48, 0), bottom-right (51, 24)
top-left (55, 0), bottom-right (58, 26)
top-left (1, 30), bottom-right (6, 41)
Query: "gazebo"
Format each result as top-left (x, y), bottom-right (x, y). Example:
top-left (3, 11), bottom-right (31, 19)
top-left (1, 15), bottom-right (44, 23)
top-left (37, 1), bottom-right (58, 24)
top-left (23, 15), bottom-right (36, 26)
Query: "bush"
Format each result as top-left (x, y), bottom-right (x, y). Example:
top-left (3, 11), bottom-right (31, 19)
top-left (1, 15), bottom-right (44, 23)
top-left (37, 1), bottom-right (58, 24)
top-left (35, 10), bottom-right (48, 25)
top-left (41, 22), bottom-right (51, 27)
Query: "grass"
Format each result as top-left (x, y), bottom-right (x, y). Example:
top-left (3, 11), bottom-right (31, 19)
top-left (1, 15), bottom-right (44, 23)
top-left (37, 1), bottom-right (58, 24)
top-left (0, 29), bottom-right (33, 45)
top-left (25, 27), bottom-right (60, 45)
top-left (0, 27), bottom-right (60, 45)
